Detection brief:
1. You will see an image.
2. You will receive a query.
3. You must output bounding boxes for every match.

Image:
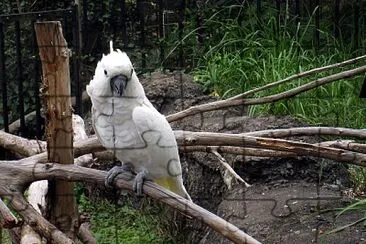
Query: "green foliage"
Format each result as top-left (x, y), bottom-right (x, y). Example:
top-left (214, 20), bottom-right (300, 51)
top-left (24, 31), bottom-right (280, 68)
top-left (0, 228), bottom-right (11, 244)
top-left (349, 166), bottom-right (366, 193)
top-left (78, 193), bottom-right (174, 244)
top-left (183, 3), bottom-right (365, 128)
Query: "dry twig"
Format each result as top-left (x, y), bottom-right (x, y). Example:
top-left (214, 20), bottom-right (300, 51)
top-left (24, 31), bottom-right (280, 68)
top-left (210, 148), bottom-right (251, 188)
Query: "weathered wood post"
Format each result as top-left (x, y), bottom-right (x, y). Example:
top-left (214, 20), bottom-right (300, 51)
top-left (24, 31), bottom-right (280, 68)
top-left (34, 21), bottom-right (78, 240)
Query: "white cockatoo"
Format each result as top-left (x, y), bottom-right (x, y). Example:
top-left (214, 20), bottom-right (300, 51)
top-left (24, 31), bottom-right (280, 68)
top-left (86, 42), bottom-right (191, 201)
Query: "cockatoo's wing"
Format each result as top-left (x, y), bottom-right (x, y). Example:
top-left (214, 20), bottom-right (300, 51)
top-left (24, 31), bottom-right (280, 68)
top-left (132, 100), bottom-right (177, 148)
top-left (132, 101), bottom-right (191, 200)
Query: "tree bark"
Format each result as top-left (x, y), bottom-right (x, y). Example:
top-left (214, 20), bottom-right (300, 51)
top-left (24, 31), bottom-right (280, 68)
top-left (35, 21), bottom-right (78, 240)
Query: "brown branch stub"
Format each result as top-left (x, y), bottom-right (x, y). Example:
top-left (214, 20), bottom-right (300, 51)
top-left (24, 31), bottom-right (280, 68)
top-left (210, 148), bottom-right (251, 188)
top-left (77, 223), bottom-right (97, 244)
top-left (35, 21), bottom-right (79, 240)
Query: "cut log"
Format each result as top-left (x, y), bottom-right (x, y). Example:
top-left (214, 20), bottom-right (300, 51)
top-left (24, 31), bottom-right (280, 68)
top-left (35, 21), bottom-right (79, 240)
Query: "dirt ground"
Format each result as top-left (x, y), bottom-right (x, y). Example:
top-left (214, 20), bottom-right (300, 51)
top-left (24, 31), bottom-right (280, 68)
top-left (86, 71), bottom-right (365, 243)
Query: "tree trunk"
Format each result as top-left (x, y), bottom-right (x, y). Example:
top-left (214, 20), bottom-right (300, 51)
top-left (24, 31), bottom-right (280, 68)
top-left (34, 21), bottom-right (78, 241)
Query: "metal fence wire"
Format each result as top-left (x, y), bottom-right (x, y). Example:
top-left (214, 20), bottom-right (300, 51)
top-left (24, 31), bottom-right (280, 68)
top-left (0, 0), bottom-right (365, 139)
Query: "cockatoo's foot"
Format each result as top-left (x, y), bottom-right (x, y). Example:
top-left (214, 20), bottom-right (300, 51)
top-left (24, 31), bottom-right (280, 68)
top-left (133, 168), bottom-right (148, 196)
top-left (105, 164), bottom-right (134, 188)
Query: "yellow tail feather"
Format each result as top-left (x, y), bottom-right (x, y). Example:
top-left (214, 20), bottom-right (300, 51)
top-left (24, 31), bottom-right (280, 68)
top-left (154, 178), bottom-right (191, 201)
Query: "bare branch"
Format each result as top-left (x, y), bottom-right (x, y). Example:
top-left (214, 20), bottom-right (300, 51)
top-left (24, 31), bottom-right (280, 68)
top-left (175, 131), bottom-right (366, 166)
top-left (230, 54), bottom-right (366, 100)
top-left (211, 148), bottom-right (251, 188)
top-left (245, 127), bottom-right (366, 139)
top-left (0, 131), bottom-right (46, 157)
top-left (167, 65), bottom-right (366, 122)
top-left (319, 140), bottom-right (366, 154)
top-left (180, 145), bottom-right (297, 158)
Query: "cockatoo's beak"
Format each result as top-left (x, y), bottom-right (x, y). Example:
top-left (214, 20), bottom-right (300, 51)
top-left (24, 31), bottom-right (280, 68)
top-left (110, 74), bottom-right (128, 96)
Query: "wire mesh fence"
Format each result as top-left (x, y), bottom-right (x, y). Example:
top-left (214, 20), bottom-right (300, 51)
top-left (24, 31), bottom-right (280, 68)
top-left (0, 0), bottom-right (365, 138)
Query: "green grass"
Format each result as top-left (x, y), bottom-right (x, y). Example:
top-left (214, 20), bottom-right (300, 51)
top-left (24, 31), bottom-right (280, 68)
top-left (184, 4), bottom-right (366, 129)
top-left (78, 193), bottom-right (174, 244)
top-left (0, 227), bottom-right (12, 244)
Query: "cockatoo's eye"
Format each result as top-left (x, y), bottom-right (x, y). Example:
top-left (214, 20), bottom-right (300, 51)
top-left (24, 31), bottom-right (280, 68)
top-left (104, 70), bottom-right (108, 76)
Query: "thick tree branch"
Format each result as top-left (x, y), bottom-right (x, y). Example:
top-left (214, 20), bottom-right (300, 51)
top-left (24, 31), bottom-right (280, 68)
top-left (0, 160), bottom-right (260, 244)
top-left (166, 65), bottom-right (366, 122)
top-left (175, 131), bottom-right (366, 166)
top-left (0, 131), bottom-right (46, 157)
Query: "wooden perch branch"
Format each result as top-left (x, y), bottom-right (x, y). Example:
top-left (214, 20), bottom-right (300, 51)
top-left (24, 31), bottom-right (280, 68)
top-left (175, 131), bottom-right (366, 166)
top-left (0, 160), bottom-right (260, 244)
top-left (230, 54), bottom-right (366, 100)
top-left (245, 127), bottom-right (366, 139)
top-left (166, 64), bottom-right (366, 122)
top-left (180, 145), bottom-right (297, 157)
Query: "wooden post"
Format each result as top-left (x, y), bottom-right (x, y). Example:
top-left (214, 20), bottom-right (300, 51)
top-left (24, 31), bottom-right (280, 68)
top-left (34, 21), bottom-right (78, 240)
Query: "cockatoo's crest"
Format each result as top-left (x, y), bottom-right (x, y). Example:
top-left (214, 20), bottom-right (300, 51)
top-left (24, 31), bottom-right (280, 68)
top-left (87, 41), bottom-right (137, 97)
top-left (98, 41), bottom-right (133, 80)
top-left (110, 40), bottom-right (114, 53)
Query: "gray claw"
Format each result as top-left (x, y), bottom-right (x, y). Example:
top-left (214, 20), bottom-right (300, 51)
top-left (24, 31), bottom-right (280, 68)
top-left (105, 164), bottom-right (133, 187)
top-left (133, 169), bottom-right (148, 196)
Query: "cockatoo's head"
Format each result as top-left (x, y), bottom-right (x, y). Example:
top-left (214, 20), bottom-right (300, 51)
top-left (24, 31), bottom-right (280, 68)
top-left (88, 41), bottom-right (134, 97)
